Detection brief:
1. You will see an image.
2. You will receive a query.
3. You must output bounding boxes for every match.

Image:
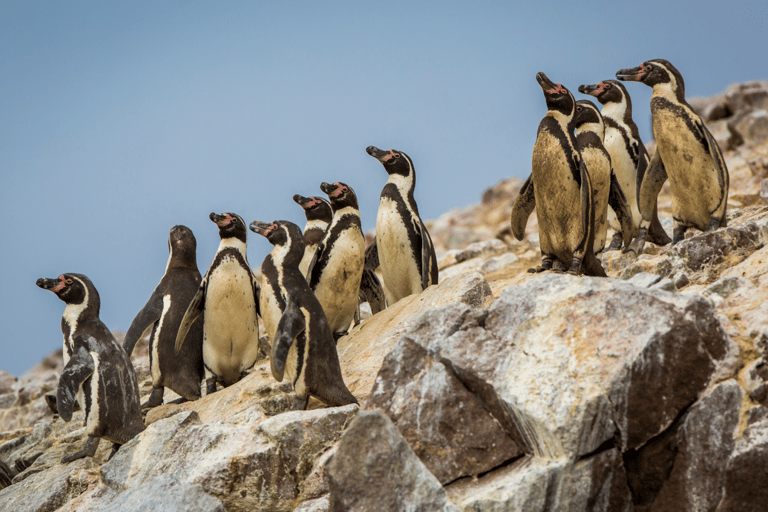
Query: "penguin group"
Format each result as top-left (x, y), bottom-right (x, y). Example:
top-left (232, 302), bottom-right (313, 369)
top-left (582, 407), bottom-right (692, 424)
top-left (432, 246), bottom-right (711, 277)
top-left (512, 59), bottom-right (729, 275)
top-left (34, 57), bottom-right (728, 466)
top-left (35, 145), bottom-right (438, 464)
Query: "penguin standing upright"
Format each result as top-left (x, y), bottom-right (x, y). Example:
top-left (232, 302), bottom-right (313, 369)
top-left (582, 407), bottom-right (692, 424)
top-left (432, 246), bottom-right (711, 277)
top-left (36, 274), bottom-right (145, 463)
top-left (509, 72), bottom-right (605, 276)
top-left (572, 99), bottom-right (634, 255)
top-left (616, 59), bottom-right (729, 253)
top-left (250, 219), bottom-right (358, 410)
top-left (123, 225), bottom-right (204, 409)
top-left (306, 182), bottom-right (365, 340)
top-left (366, 146), bottom-right (438, 304)
top-left (578, 79), bottom-right (670, 250)
top-left (175, 213), bottom-right (262, 394)
top-left (292, 194), bottom-right (332, 277)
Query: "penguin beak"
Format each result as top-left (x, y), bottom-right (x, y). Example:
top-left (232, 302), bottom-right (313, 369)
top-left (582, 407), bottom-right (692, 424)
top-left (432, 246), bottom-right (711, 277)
top-left (249, 220), bottom-right (271, 237)
top-left (616, 66), bottom-right (643, 82)
top-left (536, 72), bottom-right (555, 91)
top-left (366, 146), bottom-right (389, 162)
top-left (210, 212), bottom-right (230, 227)
top-left (293, 194), bottom-right (312, 208)
top-left (578, 84), bottom-right (599, 96)
top-left (320, 182), bottom-right (335, 195)
top-left (36, 277), bottom-right (59, 290)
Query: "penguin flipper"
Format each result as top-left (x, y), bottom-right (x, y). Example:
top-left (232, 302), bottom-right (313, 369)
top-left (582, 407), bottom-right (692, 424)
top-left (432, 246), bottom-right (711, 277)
top-left (637, 151), bottom-right (668, 224)
top-left (175, 281), bottom-right (206, 354)
top-left (251, 274), bottom-right (261, 317)
top-left (510, 174), bottom-right (535, 241)
top-left (57, 343), bottom-right (95, 422)
top-left (579, 159), bottom-right (594, 244)
top-left (418, 218), bottom-right (432, 290)
top-left (699, 119), bottom-right (729, 226)
top-left (123, 291), bottom-right (163, 356)
top-left (364, 237), bottom-right (379, 270)
top-left (306, 242), bottom-right (325, 288)
top-left (271, 297), bottom-right (305, 382)
top-left (359, 267), bottom-right (386, 314)
top-left (608, 171), bottom-right (634, 248)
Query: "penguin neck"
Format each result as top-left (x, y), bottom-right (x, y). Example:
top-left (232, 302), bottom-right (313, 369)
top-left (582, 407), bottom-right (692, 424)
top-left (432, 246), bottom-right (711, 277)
top-left (652, 81), bottom-right (686, 105)
top-left (575, 122), bottom-right (604, 141)
top-left (165, 250), bottom-right (197, 273)
top-left (546, 110), bottom-right (574, 132)
top-left (600, 100), bottom-right (629, 126)
top-left (304, 218), bottom-right (329, 236)
top-left (217, 237), bottom-right (247, 255)
top-left (329, 205), bottom-right (361, 227)
top-left (385, 172), bottom-right (417, 206)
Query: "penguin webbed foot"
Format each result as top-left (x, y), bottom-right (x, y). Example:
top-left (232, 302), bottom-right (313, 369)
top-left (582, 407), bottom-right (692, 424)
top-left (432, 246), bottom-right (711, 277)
top-left (292, 395), bottom-right (309, 411)
top-left (624, 227), bottom-right (648, 256)
top-left (61, 436), bottom-right (99, 464)
top-left (106, 443), bottom-right (121, 462)
top-left (607, 233), bottom-right (624, 252)
top-left (707, 218), bottom-right (721, 232)
top-left (672, 225), bottom-right (687, 245)
top-left (205, 378), bottom-right (218, 396)
top-left (141, 388), bottom-right (164, 410)
top-left (530, 256), bottom-right (555, 273)
top-left (332, 331), bottom-right (348, 343)
top-left (167, 396), bottom-right (190, 405)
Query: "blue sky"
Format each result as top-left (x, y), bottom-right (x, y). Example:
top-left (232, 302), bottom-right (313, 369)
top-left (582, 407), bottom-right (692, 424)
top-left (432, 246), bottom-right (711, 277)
top-left (1, 1), bottom-right (765, 376)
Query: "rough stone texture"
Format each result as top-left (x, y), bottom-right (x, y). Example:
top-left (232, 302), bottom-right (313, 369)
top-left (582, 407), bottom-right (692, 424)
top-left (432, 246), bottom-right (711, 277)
top-left (715, 418), bottom-right (768, 512)
top-left (326, 410), bottom-right (460, 512)
top-left (626, 380), bottom-right (743, 512)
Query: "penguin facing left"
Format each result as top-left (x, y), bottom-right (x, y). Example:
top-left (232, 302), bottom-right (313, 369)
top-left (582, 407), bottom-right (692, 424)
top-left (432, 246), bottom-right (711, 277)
top-left (366, 146), bottom-right (438, 305)
top-left (175, 213), bottom-right (262, 394)
top-left (509, 72), bottom-right (605, 276)
top-left (250, 219), bottom-right (358, 410)
top-left (572, 99), bottom-right (634, 255)
top-left (123, 225), bottom-right (204, 409)
top-left (306, 182), bottom-right (365, 340)
top-left (36, 273), bottom-right (145, 463)
top-left (292, 194), bottom-right (332, 277)
top-left (616, 59), bottom-right (729, 254)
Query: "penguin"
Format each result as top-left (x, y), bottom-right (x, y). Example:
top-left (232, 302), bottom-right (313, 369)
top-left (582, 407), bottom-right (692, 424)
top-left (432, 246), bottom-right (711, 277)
top-left (36, 274), bottom-right (145, 463)
top-left (123, 225), bottom-right (204, 409)
top-left (175, 213), bottom-right (262, 394)
top-left (292, 194), bottom-right (332, 277)
top-left (616, 59), bottom-right (729, 253)
top-left (250, 219), bottom-right (358, 410)
top-left (358, 238), bottom-right (386, 315)
top-left (306, 182), bottom-right (365, 340)
top-left (572, 99), bottom-right (634, 255)
top-left (366, 146), bottom-right (439, 304)
top-left (509, 72), bottom-right (605, 277)
top-left (578, 79), bottom-right (671, 250)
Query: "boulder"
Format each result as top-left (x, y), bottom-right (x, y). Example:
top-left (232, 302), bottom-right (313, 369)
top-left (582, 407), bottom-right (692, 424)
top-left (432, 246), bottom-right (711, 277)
top-left (715, 417), bottom-right (768, 512)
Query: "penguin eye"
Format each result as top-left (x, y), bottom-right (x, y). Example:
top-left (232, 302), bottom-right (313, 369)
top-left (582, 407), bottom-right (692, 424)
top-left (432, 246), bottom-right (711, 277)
top-left (576, 106), bottom-right (582, 112)
top-left (393, 153), bottom-right (401, 159)
top-left (604, 83), bottom-right (611, 90)
top-left (231, 217), bottom-right (239, 224)
top-left (65, 279), bottom-right (73, 284)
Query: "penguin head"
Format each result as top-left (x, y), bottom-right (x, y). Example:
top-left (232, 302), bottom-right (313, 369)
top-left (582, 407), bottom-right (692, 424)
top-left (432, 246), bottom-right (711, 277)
top-left (249, 220), bottom-right (304, 266)
top-left (210, 212), bottom-right (247, 244)
top-left (616, 59), bottom-right (685, 96)
top-left (168, 225), bottom-right (197, 268)
top-left (573, 100), bottom-right (605, 139)
top-left (293, 194), bottom-right (332, 223)
top-left (366, 146), bottom-right (414, 178)
top-left (536, 72), bottom-right (575, 116)
top-left (36, 273), bottom-right (99, 310)
top-left (578, 80), bottom-right (627, 107)
top-left (320, 182), bottom-right (359, 211)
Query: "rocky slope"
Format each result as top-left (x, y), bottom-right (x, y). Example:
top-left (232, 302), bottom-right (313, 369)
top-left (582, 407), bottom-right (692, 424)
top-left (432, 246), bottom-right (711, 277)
top-left (1, 80), bottom-right (767, 511)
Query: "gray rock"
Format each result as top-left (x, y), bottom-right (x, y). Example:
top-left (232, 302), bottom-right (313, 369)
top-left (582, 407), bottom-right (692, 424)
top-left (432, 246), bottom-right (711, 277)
top-left (716, 418), bottom-right (768, 512)
top-left (77, 476), bottom-right (226, 512)
top-left (761, 179), bottom-right (768, 205)
top-left (326, 410), bottom-right (460, 512)
top-left (480, 252), bottom-right (519, 274)
top-left (0, 456), bottom-right (97, 512)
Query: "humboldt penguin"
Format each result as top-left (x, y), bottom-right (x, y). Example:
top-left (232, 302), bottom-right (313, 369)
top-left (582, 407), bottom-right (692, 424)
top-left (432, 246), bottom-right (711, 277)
top-left (366, 146), bottom-right (438, 304)
top-left (175, 212), bottom-right (262, 394)
top-left (123, 225), bottom-right (204, 409)
top-left (292, 194), bottom-right (332, 277)
top-left (250, 219), bottom-right (358, 410)
top-left (306, 182), bottom-right (365, 340)
top-left (616, 59), bottom-right (729, 253)
top-left (572, 99), bottom-right (634, 255)
top-left (509, 72), bottom-right (605, 276)
top-left (578, 79), bottom-right (671, 250)
top-left (36, 274), bottom-right (145, 463)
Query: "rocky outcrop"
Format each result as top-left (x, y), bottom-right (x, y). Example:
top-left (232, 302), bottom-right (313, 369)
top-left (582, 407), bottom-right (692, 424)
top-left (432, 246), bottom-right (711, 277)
top-left (2, 80), bottom-right (768, 511)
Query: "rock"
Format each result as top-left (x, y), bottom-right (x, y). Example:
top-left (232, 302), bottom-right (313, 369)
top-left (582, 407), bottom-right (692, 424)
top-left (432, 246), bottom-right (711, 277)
top-left (716, 418), bottom-right (768, 512)
top-left (732, 109), bottom-right (768, 144)
top-left (326, 409), bottom-right (460, 512)
top-left (75, 476), bottom-right (226, 512)
top-left (480, 252), bottom-right (519, 274)
top-left (761, 179), bottom-right (768, 204)
top-left (102, 405), bottom-right (358, 512)
top-left (0, 371), bottom-right (16, 395)
top-left (628, 380), bottom-right (743, 512)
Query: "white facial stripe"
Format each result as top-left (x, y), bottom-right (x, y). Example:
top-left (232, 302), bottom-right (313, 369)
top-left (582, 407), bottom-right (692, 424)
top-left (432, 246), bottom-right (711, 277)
top-left (600, 100), bottom-right (628, 124)
top-left (218, 237), bottom-right (248, 255)
top-left (62, 275), bottom-right (89, 358)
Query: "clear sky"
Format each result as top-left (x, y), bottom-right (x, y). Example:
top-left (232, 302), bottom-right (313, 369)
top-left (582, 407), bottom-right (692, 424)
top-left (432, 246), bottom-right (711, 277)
top-left (1, 1), bottom-right (765, 376)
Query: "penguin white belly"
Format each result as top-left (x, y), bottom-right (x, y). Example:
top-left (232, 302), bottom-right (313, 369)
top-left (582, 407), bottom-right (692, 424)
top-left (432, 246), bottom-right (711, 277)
top-left (84, 351), bottom-right (101, 435)
top-left (604, 129), bottom-right (641, 232)
top-left (150, 295), bottom-right (172, 385)
top-left (299, 245), bottom-right (317, 278)
top-left (654, 111), bottom-right (723, 229)
top-left (313, 230), bottom-right (364, 333)
top-left (377, 198), bottom-right (422, 304)
top-left (582, 147), bottom-right (611, 254)
top-left (203, 259), bottom-right (260, 385)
